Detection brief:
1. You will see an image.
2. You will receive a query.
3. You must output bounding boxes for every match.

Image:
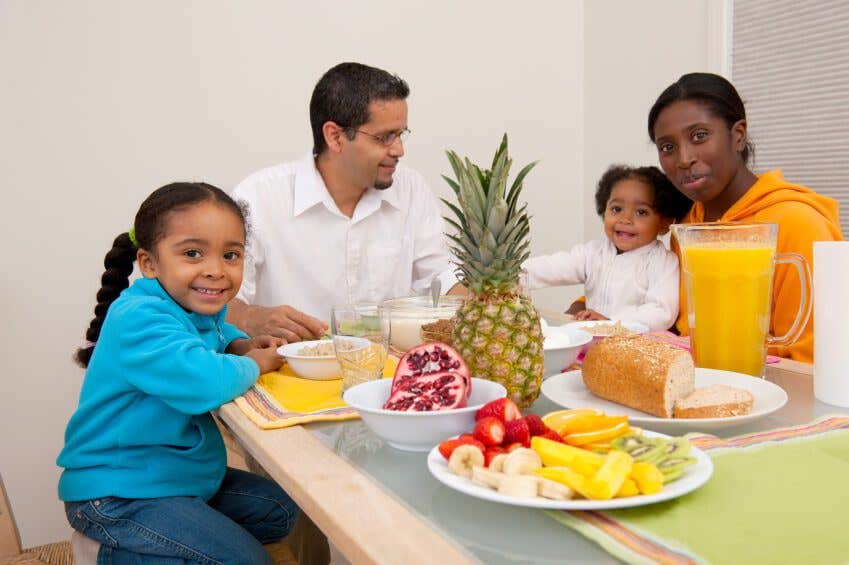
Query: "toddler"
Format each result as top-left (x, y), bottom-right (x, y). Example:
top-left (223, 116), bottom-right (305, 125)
top-left (57, 182), bottom-right (297, 563)
top-left (523, 165), bottom-right (692, 330)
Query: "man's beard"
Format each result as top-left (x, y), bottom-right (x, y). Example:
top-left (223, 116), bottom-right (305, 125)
top-left (374, 179), bottom-right (394, 190)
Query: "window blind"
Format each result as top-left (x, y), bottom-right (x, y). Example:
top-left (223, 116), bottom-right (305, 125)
top-left (731, 0), bottom-right (849, 237)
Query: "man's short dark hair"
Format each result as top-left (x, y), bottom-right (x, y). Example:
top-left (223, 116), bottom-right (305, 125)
top-left (310, 62), bottom-right (410, 156)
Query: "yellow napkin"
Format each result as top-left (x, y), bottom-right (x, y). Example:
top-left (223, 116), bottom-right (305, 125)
top-left (234, 356), bottom-right (398, 429)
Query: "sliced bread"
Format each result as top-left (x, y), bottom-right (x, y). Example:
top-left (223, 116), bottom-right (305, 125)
top-left (582, 334), bottom-right (694, 418)
top-left (673, 384), bottom-right (754, 418)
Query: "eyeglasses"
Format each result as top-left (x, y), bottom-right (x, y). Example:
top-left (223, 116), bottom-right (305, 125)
top-left (342, 126), bottom-right (411, 146)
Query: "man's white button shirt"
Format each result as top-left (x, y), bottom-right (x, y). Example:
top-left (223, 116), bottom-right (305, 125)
top-left (232, 155), bottom-right (458, 320)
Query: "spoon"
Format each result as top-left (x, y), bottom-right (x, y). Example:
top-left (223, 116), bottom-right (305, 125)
top-left (430, 278), bottom-right (441, 308)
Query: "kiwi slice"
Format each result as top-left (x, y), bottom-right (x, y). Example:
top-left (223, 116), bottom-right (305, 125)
top-left (612, 435), bottom-right (646, 452)
top-left (612, 435), bottom-right (666, 464)
top-left (661, 437), bottom-right (691, 458)
top-left (657, 456), bottom-right (697, 482)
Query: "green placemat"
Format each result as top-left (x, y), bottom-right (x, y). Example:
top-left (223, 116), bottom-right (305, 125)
top-left (547, 416), bottom-right (849, 564)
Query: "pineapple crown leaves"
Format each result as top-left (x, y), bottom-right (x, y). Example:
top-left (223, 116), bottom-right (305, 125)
top-left (441, 134), bottom-right (537, 294)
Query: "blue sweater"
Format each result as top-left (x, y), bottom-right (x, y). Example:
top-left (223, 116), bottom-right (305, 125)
top-left (57, 277), bottom-right (259, 502)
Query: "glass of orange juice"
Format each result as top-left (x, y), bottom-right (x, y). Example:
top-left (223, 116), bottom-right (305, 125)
top-left (672, 223), bottom-right (811, 376)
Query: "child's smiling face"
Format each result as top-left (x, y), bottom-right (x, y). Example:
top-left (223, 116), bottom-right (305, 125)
top-left (137, 201), bottom-right (246, 315)
top-left (603, 179), bottom-right (671, 253)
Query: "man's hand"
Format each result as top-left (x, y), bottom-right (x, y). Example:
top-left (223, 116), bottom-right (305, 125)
top-left (228, 299), bottom-right (327, 341)
top-left (574, 309), bottom-right (608, 321)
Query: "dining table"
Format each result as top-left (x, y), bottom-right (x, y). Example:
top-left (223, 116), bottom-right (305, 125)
top-left (217, 320), bottom-right (847, 564)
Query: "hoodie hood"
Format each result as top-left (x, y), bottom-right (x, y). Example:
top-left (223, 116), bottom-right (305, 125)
top-left (686, 170), bottom-right (842, 237)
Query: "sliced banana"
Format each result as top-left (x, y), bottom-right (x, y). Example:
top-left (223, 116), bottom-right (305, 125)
top-left (448, 444), bottom-right (485, 478)
top-left (502, 448), bottom-right (543, 476)
top-left (489, 453), bottom-right (509, 472)
top-left (537, 477), bottom-right (574, 500)
top-left (471, 466), bottom-right (505, 489)
top-left (497, 475), bottom-right (539, 498)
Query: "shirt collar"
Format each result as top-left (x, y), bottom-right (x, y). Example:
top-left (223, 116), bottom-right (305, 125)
top-left (292, 155), bottom-right (332, 217)
top-left (292, 154), bottom-right (402, 217)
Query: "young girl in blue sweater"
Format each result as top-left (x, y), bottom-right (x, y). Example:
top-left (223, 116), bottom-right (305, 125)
top-left (57, 182), bottom-right (298, 564)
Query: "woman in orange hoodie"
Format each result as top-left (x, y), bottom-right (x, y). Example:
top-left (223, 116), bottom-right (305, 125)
top-left (648, 72), bottom-right (843, 363)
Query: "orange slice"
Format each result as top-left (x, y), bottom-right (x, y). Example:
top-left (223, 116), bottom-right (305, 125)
top-left (563, 419), bottom-right (630, 446)
top-left (558, 414), bottom-right (628, 436)
top-left (542, 408), bottom-right (604, 435)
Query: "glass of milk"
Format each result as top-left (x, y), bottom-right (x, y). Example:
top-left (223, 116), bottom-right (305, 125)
top-left (383, 295), bottom-right (463, 353)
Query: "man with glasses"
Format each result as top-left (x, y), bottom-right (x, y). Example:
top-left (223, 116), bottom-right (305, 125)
top-left (227, 62), bottom-right (462, 341)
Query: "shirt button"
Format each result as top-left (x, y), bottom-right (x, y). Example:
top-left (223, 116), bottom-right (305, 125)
top-left (94, 500), bottom-right (100, 506)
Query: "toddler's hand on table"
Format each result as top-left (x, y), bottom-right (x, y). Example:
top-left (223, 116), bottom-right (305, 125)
top-left (574, 309), bottom-right (608, 321)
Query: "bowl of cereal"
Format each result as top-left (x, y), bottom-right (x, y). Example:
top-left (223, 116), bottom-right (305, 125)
top-left (277, 339), bottom-right (343, 380)
top-left (563, 320), bottom-right (650, 356)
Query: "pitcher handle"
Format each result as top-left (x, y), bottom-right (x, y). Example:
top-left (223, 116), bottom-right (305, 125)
top-left (767, 252), bottom-right (812, 348)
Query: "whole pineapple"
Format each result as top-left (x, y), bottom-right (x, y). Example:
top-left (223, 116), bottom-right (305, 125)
top-left (442, 135), bottom-right (544, 408)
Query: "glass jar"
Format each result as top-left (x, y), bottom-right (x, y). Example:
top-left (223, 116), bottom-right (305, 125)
top-left (383, 294), bottom-right (464, 352)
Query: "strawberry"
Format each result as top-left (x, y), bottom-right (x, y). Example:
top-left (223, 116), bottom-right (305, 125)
top-left (504, 418), bottom-right (531, 447)
top-left (457, 434), bottom-right (486, 452)
top-left (538, 429), bottom-right (566, 443)
top-left (438, 438), bottom-right (463, 460)
top-left (439, 435), bottom-right (484, 460)
top-left (484, 446), bottom-right (507, 467)
top-left (475, 398), bottom-right (522, 423)
top-left (473, 416), bottom-right (506, 447)
top-left (523, 414), bottom-right (550, 436)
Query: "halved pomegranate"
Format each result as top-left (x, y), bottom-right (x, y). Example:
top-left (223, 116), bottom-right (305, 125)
top-left (391, 342), bottom-right (471, 399)
top-left (382, 371), bottom-right (468, 411)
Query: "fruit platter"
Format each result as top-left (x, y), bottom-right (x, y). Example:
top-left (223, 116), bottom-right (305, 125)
top-left (427, 399), bottom-right (713, 510)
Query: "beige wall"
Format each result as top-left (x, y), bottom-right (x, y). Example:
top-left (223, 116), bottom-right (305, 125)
top-left (0, 0), bottom-right (714, 546)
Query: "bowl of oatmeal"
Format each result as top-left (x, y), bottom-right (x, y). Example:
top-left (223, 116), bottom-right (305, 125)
top-left (563, 320), bottom-right (650, 356)
top-left (276, 339), bottom-right (350, 380)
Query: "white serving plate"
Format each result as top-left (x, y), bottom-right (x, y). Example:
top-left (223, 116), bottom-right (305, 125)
top-left (541, 367), bottom-right (788, 433)
top-left (427, 430), bottom-right (713, 510)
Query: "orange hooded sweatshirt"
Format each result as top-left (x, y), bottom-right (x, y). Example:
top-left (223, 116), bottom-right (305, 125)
top-left (675, 170), bottom-right (843, 363)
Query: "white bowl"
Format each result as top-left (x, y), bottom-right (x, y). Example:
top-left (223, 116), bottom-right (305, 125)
top-left (342, 377), bottom-right (507, 451)
top-left (277, 340), bottom-right (341, 380)
top-left (543, 325), bottom-right (593, 378)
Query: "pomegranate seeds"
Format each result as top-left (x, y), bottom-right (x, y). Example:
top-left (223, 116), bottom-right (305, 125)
top-left (384, 343), bottom-right (472, 412)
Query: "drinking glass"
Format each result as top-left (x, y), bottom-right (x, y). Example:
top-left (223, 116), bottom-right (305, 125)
top-left (672, 222), bottom-right (811, 376)
top-left (331, 303), bottom-right (390, 392)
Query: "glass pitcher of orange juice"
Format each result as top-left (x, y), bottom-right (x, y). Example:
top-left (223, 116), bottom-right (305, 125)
top-left (671, 223), bottom-right (811, 376)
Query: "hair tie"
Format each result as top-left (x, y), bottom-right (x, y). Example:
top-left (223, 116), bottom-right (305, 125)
top-left (81, 340), bottom-right (96, 350)
top-left (128, 228), bottom-right (139, 247)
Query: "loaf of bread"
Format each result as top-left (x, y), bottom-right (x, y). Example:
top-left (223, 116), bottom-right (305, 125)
top-left (582, 334), bottom-right (694, 418)
top-left (674, 384), bottom-right (754, 418)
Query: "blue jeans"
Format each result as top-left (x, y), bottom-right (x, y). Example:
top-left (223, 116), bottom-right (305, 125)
top-left (64, 467), bottom-right (299, 564)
